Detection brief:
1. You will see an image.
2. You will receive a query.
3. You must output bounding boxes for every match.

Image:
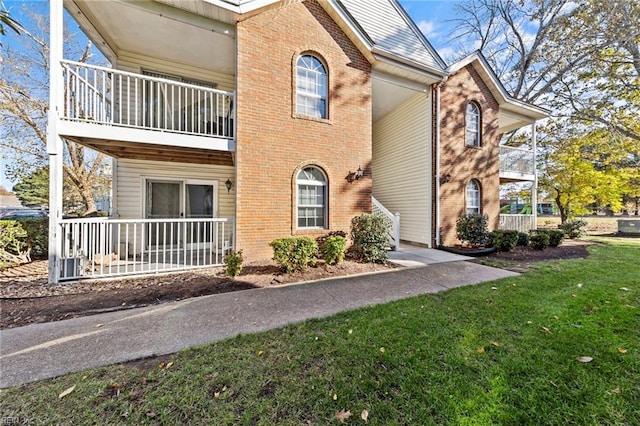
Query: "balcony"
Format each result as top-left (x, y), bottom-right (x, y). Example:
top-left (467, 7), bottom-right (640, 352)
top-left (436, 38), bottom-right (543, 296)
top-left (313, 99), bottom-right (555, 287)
top-left (499, 145), bottom-right (535, 182)
top-left (58, 60), bottom-right (236, 165)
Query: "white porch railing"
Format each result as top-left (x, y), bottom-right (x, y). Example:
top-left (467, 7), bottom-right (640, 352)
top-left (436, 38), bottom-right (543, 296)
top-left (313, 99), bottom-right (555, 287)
top-left (61, 60), bottom-right (235, 138)
top-left (499, 146), bottom-right (535, 175)
top-left (372, 197), bottom-right (400, 251)
top-left (59, 217), bottom-right (234, 281)
top-left (499, 214), bottom-right (535, 232)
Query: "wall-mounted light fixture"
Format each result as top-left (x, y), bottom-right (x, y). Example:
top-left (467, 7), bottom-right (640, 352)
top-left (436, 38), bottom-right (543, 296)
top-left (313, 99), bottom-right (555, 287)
top-left (440, 173), bottom-right (452, 184)
top-left (225, 178), bottom-right (233, 193)
top-left (346, 166), bottom-right (364, 183)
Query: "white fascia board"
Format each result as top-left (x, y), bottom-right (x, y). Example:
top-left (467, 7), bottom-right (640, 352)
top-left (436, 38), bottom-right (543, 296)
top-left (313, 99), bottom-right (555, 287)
top-left (447, 51), bottom-right (549, 120)
top-left (321, 0), bottom-right (374, 49)
top-left (373, 48), bottom-right (447, 81)
top-left (202, 0), bottom-right (279, 14)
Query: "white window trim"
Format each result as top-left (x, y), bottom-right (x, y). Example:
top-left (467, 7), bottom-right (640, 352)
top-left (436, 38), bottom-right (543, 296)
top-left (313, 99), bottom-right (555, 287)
top-left (466, 180), bottom-right (481, 214)
top-left (296, 168), bottom-right (328, 229)
top-left (466, 102), bottom-right (481, 147)
top-left (296, 55), bottom-right (328, 119)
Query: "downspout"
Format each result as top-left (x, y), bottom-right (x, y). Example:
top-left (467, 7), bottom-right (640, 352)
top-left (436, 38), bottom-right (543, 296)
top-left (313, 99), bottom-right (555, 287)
top-left (433, 79), bottom-right (445, 247)
top-left (531, 121), bottom-right (538, 231)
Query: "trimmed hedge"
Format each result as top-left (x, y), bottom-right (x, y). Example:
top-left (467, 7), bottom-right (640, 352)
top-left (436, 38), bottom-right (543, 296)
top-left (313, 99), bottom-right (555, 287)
top-left (456, 213), bottom-right (490, 247)
top-left (490, 230), bottom-right (519, 252)
top-left (517, 232), bottom-right (530, 247)
top-left (350, 213), bottom-right (391, 263)
top-left (270, 237), bottom-right (318, 273)
top-left (529, 230), bottom-right (550, 250)
top-left (322, 235), bottom-right (346, 265)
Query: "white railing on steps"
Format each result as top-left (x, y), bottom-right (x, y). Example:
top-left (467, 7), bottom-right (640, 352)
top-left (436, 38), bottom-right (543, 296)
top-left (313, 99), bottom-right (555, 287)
top-left (372, 196), bottom-right (400, 251)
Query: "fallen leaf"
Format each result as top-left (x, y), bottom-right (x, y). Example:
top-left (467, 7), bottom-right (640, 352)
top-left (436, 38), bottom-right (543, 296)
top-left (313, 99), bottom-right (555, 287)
top-left (257, 350), bottom-right (265, 356)
top-left (572, 294), bottom-right (577, 298)
top-left (58, 385), bottom-right (76, 399)
top-left (335, 410), bottom-right (352, 423)
top-left (617, 347), bottom-right (628, 354)
top-left (214, 392), bottom-right (221, 398)
top-left (541, 326), bottom-right (551, 334)
top-left (620, 287), bottom-right (630, 292)
top-left (333, 393), bottom-right (338, 400)
top-left (477, 347), bottom-right (485, 354)
top-left (491, 341), bottom-right (501, 347)
top-left (577, 283), bottom-right (583, 288)
top-left (491, 287), bottom-right (498, 290)
top-left (553, 316), bottom-right (559, 320)
top-left (576, 356), bottom-right (593, 363)
top-left (611, 387), bottom-right (621, 394)
top-left (348, 329), bottom-right (353, 334)
top-left (379, 347), bottom-right (385, 353)
top-left (361, 409), bottom-right (369, 422)
top-left (165, 361), bottom-right (173, 369)
top-left (95, 323), bottom-right (103, 328)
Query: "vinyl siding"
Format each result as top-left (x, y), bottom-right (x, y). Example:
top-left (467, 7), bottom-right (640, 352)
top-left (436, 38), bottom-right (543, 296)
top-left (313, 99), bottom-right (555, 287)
top-left (115, 158), bottom-right (235, 220)
top-left (372, 91), bottom-right (432, 246)
top-left (340, 0), bottom-right (443, 70)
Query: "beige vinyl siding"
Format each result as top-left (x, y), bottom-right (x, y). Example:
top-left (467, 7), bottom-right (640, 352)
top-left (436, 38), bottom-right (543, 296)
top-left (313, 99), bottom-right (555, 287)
top-left (115, 158), bottom-right (235, 220)
top-left (372, 91), bottom-right (432, 246)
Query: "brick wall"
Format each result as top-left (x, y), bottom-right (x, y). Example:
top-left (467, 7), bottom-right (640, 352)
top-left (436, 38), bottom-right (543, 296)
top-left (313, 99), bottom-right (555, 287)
top-left (438, 64), bottom-right (501, 246)
top-left (236, 0), bottom-right (372, 260)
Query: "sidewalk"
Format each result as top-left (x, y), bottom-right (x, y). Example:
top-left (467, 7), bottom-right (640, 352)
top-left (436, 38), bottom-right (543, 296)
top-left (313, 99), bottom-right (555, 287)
top-left (0, 259), bottom-right (517, 388)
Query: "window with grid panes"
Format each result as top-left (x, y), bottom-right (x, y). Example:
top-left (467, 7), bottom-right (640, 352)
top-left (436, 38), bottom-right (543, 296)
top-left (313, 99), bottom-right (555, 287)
top-left (466, 179), bottom-right (481, 214)
top-left (296, 167), bottom-right (327, 228)
top-left (296, 55), bottom-right (327, 119)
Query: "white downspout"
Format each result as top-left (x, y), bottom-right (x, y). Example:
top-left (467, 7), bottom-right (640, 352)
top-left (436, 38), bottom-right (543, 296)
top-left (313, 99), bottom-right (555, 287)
top-left (434, 83), bottom-right (442, 247)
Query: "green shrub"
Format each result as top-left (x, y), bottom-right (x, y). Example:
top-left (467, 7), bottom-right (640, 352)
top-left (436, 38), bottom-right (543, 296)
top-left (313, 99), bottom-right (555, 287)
top-left (223, 250), bottom-right (243, 277)
top-left (350, 213), bottom-right (391, 263)
top-left (530, 230), bottom-right (550, 250)
top-left (456, 213), bottom-right (490, 247)
top-left (17, 218), bottom-right (48, 259)
top-left (548, 230), bottom-right (565, 247)
top-left (270, 237), bottom-right (318, 273)
top-left (490, 229), bottom-right (519, 252)
top-left (323, 235), bottom-right (346, 265)
top-left (559, 219), bottom-right (587, 239)
top-left (517, 232), bottom-right (530, 247)
top-left (0, 220), bottom-right (29, 268)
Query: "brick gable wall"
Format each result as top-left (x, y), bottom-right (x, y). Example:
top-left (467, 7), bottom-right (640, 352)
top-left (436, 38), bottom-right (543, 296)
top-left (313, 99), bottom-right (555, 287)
top-left (235, 0), bottom-right (372, 260)
top-left (438, 65), bottom-right (501, 246)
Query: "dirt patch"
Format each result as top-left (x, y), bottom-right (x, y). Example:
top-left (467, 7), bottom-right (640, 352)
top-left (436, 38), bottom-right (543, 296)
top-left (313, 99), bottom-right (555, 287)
top-left (0, 259), bottom-right (396, 329)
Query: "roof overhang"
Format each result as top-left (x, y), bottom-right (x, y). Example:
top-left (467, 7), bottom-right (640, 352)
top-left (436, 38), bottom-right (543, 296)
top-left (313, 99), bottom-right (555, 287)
top-left (447, 51), bottom-right (548, 132)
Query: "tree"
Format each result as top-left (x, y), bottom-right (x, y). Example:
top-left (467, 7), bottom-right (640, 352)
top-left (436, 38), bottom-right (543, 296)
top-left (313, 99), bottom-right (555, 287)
top-left (0, 6), bottom-right (108, 214)
top-left (0, 2), bottom-right (22, 44)
top-left (12, 167), bottom-right (48, 207)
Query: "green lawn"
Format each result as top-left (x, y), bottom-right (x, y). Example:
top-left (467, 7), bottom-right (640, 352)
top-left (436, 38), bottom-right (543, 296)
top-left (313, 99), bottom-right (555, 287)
top-left (2, 238), bottom-right (639, 425)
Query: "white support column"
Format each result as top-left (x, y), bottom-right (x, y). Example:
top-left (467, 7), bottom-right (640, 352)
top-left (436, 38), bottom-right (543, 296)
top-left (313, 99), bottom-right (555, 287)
top-left (48, 0), bottom-right (64, 284)
top-left (531, 121), bottom-right (538, 231)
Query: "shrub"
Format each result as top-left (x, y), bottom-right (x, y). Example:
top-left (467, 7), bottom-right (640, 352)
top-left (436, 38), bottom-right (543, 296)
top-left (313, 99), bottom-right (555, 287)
top-left (18, 218), bottom-right (48, 259)
top-left (316, 230), bottom-right (347, 248)
top-left (559, 219), bottom-right (587, 239)
top-left (547, 230), bottom-right (565, 247)
top-left (517, 232), bottom-right (530, 247)
top-left (350, 213), bottom-right (391, 263)
top-left (223, 250), bottom-right (243, 277)
top-left (529, 230), bottom-right (550, 250)
top-left (323, 235), bottom-right (346, 265)
top-left (490, 229), bottom-right (519, 252)
top-left (270, 237), bottom-right (318, 273)
top-left (456, 213), bottom-right (490, 247)
top-left (0, 220), bottom-right (29, 268)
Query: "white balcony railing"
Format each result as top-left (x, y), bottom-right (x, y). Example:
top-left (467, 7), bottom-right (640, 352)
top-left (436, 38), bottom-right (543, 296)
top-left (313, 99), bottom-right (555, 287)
top-left (59, 217), bottom-right (234, 281)
top-left (499, 146), bottom-right (535, 175)
top-left (61, 60), bottom-right (235, 138)
top-left (499, 214), bottom-right (535, 232)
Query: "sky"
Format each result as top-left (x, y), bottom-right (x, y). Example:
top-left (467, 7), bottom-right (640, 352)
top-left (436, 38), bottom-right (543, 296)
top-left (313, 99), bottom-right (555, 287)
top-left (0, 0), bottom-right (463, 192)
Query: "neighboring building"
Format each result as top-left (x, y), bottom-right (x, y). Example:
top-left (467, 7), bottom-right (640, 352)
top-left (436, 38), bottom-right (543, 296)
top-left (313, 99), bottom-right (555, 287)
top-left (47, 0), bottom-right (546, 283)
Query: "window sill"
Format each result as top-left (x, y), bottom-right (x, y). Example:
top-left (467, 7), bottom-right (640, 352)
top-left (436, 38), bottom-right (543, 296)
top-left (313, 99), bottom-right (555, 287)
top-left (292, 114), bottom-right (332, 125)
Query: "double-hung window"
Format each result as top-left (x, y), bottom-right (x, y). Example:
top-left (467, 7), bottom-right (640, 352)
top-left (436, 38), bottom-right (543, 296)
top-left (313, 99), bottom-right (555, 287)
top-left (296, 55), bottom-right (328, 119)
top-left (466, 102), bottom-right (481, 147)
top-left (297, 167), bottom-right (327, 228)
top-left (466, 180), bottom-right (481, 214)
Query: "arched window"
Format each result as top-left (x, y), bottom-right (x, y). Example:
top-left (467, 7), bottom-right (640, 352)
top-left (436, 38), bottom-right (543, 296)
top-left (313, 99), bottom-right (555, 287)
top-left (296, 54), bottom-right (328, 119)
top-left (296, 166), bottom-right (327, 229)
top-left (466, 102), bottom-right (481, 147)
top-left (466, 179), bottom-right (481, 214)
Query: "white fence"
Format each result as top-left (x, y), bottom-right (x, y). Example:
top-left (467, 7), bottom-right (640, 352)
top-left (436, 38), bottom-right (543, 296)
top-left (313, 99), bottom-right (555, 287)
top-left (59, 217), bottom-right (234, 281)
top-left (61, 60), bottom-right (235, 138)
top-left (372, 197), bottom-right (400, 251)
top-left (499, 146), bottom-right (535, 175)
top-left (499, 214), bottom-right (535, 232)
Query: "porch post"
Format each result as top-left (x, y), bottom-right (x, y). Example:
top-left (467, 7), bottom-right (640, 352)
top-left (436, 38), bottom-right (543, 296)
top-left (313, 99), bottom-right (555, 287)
top-left (48, 0), bottom-right (64, 284)
top-left (531, 121), bottom-right (538, 231)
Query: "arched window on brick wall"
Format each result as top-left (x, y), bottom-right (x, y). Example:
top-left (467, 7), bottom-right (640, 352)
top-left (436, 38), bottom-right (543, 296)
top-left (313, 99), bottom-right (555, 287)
top-left (296, 166), bottom-right (327, 229)
top-left (296, 54), bottom-right (328, 119)
top-left (466, 179), bottom-right (481, 214)
top-left (466, 102), bottom-right (481, 147)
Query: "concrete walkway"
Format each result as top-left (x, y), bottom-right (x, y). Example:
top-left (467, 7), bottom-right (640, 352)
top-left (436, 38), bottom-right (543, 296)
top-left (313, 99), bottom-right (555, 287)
top-left (0, 256), bottom-right (517, 388)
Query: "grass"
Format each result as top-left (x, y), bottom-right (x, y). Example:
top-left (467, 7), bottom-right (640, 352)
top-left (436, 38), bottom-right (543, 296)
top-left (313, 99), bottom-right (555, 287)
top-left (2, 238), bottom-right (639, 425)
